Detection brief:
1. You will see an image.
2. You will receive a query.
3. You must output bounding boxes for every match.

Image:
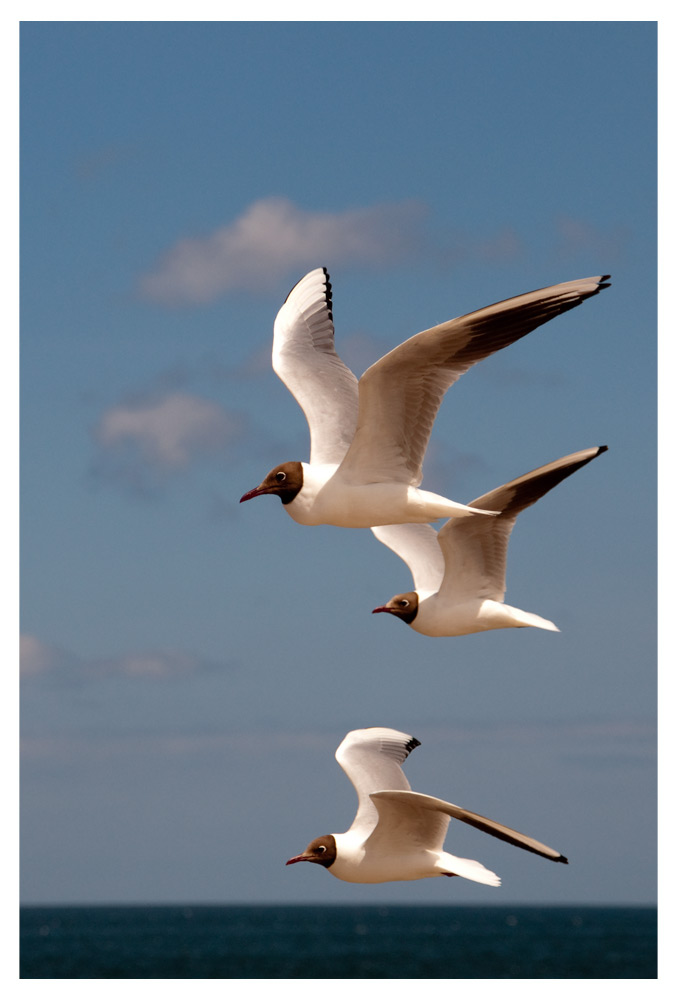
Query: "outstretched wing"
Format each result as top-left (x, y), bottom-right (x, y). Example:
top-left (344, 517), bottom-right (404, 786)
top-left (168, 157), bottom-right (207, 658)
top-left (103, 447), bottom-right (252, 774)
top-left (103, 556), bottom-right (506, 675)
top-left (365, 790), bottom-right (451, 856)
top-left (371, 790), bottom-right (567, 863)
top-left (337, 276), bottom-right (610, 486)
top-left (273, 268), bottom-right (359, 466)
top-left (436, 445), bottom-right (608, 604)
top-left (335, 728), bottom-right (421, 839)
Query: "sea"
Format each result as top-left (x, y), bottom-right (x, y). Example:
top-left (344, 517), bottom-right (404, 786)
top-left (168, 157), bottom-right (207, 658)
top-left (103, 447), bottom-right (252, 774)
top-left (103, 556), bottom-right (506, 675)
top-left (20, 904), bottom-right (657, 979)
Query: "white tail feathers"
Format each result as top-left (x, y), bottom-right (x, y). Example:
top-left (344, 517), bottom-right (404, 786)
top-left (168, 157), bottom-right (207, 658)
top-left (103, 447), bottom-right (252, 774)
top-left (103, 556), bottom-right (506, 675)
top-left (440, 855), bottom-right (502, 886)
top-left (514, 610), bottom-right (560, 632)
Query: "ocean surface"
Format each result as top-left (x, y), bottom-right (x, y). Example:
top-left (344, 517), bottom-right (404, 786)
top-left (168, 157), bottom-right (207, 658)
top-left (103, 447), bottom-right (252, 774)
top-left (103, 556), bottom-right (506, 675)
top-left (20, 904), bottom-right (657, 979)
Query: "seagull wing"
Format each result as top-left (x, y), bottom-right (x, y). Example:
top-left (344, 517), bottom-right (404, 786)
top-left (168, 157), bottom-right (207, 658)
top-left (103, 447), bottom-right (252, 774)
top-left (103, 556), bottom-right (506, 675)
top-left (335, 728), bottom-right (420, 840)
top-left (365, 790), bottom-right (451, 855)
top-left (436, 445), bottom-right (608, 604)
top-left (337, 276), bottom-right (610, 486)
top-left (370, 523), bottom-right (445, 594)
top-left (273, 268), bottom-right (359, 466)
top-left (370, 790), bottom-right (567, 863)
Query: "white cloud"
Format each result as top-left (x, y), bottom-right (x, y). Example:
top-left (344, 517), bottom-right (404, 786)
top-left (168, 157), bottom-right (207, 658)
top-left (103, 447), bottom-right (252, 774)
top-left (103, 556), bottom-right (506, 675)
top-left (112, 651), bottom-right (203, 678)
top-left (20, 634), bottom-right (59, 677)
top-left (94, 391), bottom-right (239, 483)
top-left (20, 634), bottom-right (220, 683)
top-left (138, 196), bottom-right (427, 304)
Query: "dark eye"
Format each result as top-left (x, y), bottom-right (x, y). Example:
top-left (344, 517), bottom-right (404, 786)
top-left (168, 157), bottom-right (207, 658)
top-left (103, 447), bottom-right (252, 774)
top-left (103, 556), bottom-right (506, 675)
top-left (276, 471), bottom-right (287, 482)
top-left (399, 599), bottom-right (410, 608)
top-left (317, 845), bottom-right (326, 853)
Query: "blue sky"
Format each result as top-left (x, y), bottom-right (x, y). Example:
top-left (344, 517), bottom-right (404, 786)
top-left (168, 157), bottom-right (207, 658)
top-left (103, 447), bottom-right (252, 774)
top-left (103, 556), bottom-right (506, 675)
top-left (20, 20), bottom-right (656, 906)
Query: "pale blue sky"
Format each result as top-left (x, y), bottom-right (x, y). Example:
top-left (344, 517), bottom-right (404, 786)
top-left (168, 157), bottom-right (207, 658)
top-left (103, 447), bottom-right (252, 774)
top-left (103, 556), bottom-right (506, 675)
top-left (20, 20), bottom-right (656, 905)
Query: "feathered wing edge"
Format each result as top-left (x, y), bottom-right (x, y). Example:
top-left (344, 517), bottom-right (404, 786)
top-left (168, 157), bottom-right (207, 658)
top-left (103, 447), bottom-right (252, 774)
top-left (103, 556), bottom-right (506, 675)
top-left (371, 790), bottom-right (568, 863)
top-left (435, 445), bottom-right (608, 603)
top-left (273, 268), bottom-right (360, 465)
top-left (467, 446), bottom-right (609, 519)
top-left (340, 276), bottom-right (610, 486)
top-left (336, 728), bottom-right (421, 837)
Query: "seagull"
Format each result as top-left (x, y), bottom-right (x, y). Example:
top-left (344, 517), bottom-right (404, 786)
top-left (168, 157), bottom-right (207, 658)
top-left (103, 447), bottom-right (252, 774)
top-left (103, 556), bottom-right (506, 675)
top-left (240, 268), bottom-right (610, 528)
top-left (371, 445), bottom-right (607, 636)
top-left (286, 727), bottom-right (567, 885)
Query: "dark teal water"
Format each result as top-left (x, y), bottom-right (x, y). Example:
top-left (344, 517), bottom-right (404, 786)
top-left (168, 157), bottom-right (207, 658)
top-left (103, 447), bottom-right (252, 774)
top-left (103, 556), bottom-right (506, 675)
top-left (20, 904), bottom-right (657, 979)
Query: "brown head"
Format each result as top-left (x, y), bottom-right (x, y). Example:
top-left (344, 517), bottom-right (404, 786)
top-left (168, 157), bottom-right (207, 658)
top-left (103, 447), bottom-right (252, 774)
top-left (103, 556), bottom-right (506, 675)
top-left (372, 591), bottom-right (419, 625)
top-left (285, 834), bottom-right (337, 869)
top-left (239, 461), bottom-right (304, 506)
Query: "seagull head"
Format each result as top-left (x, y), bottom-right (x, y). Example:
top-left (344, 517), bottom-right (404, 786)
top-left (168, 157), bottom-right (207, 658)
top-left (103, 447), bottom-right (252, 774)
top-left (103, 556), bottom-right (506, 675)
top-left (286, 834), bottom-right (337, 869)
top-left (372, 591), bottom-right (419, 625)
top-left (239, 461), bottom-right (304, 505)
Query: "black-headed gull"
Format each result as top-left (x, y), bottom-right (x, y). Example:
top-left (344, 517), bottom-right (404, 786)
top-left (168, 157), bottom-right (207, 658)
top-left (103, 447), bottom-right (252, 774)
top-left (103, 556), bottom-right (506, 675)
top-left (371, 445), bottom-right (607, 636)
top-left (286, 727), bottom-right (567, 885)
top-left (240, 268), bottom-right (610, 528)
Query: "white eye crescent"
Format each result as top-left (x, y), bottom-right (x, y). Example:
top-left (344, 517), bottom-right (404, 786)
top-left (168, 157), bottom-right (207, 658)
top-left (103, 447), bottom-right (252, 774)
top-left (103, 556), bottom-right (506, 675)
top-left (317, 845), bottom-right (326, 853)
top-left (276, 471), bottom-right (287, 482)
top-left (399, 599), bottom-right (410, 608)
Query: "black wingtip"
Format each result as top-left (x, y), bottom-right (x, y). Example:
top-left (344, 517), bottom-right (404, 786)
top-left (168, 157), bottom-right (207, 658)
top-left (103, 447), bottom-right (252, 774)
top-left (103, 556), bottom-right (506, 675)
top-left (283, 267), bottom-right (333, 305)
top-left (598, 445), bottom-right (609, 455)
top-left (407, 736), bottom-right (422, 753)
top-left (555, 854), bottom-right (569, 865)
top-left (324, 269), bottom-right (333, 320)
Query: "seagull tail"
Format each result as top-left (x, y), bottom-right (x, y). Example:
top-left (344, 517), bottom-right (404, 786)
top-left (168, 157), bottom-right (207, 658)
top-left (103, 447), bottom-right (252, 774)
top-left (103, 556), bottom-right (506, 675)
top-left (510, 608), bottom-right (560, 632)
top-left (439, 854), bottom-right (501, 887)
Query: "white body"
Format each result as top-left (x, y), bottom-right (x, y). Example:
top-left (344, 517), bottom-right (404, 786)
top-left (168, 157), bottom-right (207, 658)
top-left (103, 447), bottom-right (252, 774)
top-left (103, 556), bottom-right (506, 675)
top-left (319, 728), bottom-right (566, 885)
top-left (330, 828), bottom-right (500, 885)
top-left (267, 268), bottom-right (610, 529)
top-left (407, 595), bottom-right (558, 637)
top-left (372, 446), bottom-right (607, 636)
top-left (285, 463), bottom-right (485, 527)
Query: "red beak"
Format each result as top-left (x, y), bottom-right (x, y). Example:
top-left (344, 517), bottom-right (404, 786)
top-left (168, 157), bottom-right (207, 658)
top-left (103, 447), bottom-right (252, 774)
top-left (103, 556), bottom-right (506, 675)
top-left (285, 853), bottom-right (311, 866)
top-left (372, 605), bottom-right (393, 614)
top-left (239, 485), bottom-right (267, 503)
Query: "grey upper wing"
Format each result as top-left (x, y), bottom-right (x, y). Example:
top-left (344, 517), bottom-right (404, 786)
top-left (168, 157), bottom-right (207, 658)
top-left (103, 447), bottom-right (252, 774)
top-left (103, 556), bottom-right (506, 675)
top-left (371, 790), bottom-right (567, 862)
top-left (436, 445), bottom-right (608, 603)
top-left (337, 277), bottom-right (610, 486)
top-left (365, 791), bottom-right (451, 855)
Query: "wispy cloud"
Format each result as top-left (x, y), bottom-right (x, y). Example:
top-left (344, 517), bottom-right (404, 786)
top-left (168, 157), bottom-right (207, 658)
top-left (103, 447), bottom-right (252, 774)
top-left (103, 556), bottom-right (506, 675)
top-left (554, 215), bottom-right (630, 260)
top-left (75, 141), bottom-right (138, 182)
top-left (138, 197), bottom-right (428, 305)
top-left (135, 196), bottom-right (620, 319)
top-left (91, 390), bottom-right (243, 493)
top-left (19, 716), bottom-right (656, 767)
top-left (102, 651), bottom-right (209, 678)
top-left (20, 634), bottom-right (222, 683)
top-left (95, 391), bottom-right (235, 467)
top-left (420, 718), bottom-right (656, 771)
top-left (20, 634), bottom-right (64, 678)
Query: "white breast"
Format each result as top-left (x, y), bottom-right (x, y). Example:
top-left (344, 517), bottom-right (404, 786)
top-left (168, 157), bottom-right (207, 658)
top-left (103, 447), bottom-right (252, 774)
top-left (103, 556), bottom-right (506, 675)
top-left (329, 832), bottom-right (441, 884)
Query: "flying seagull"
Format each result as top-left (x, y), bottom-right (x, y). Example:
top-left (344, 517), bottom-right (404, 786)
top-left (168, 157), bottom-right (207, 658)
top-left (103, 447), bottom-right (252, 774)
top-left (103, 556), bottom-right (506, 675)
top-left (286, 727), bottom-right (567, 885)
top-left (371, 445), bottom-right (607, 636)
top-left (240, 268), bottom-right (610, 528)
